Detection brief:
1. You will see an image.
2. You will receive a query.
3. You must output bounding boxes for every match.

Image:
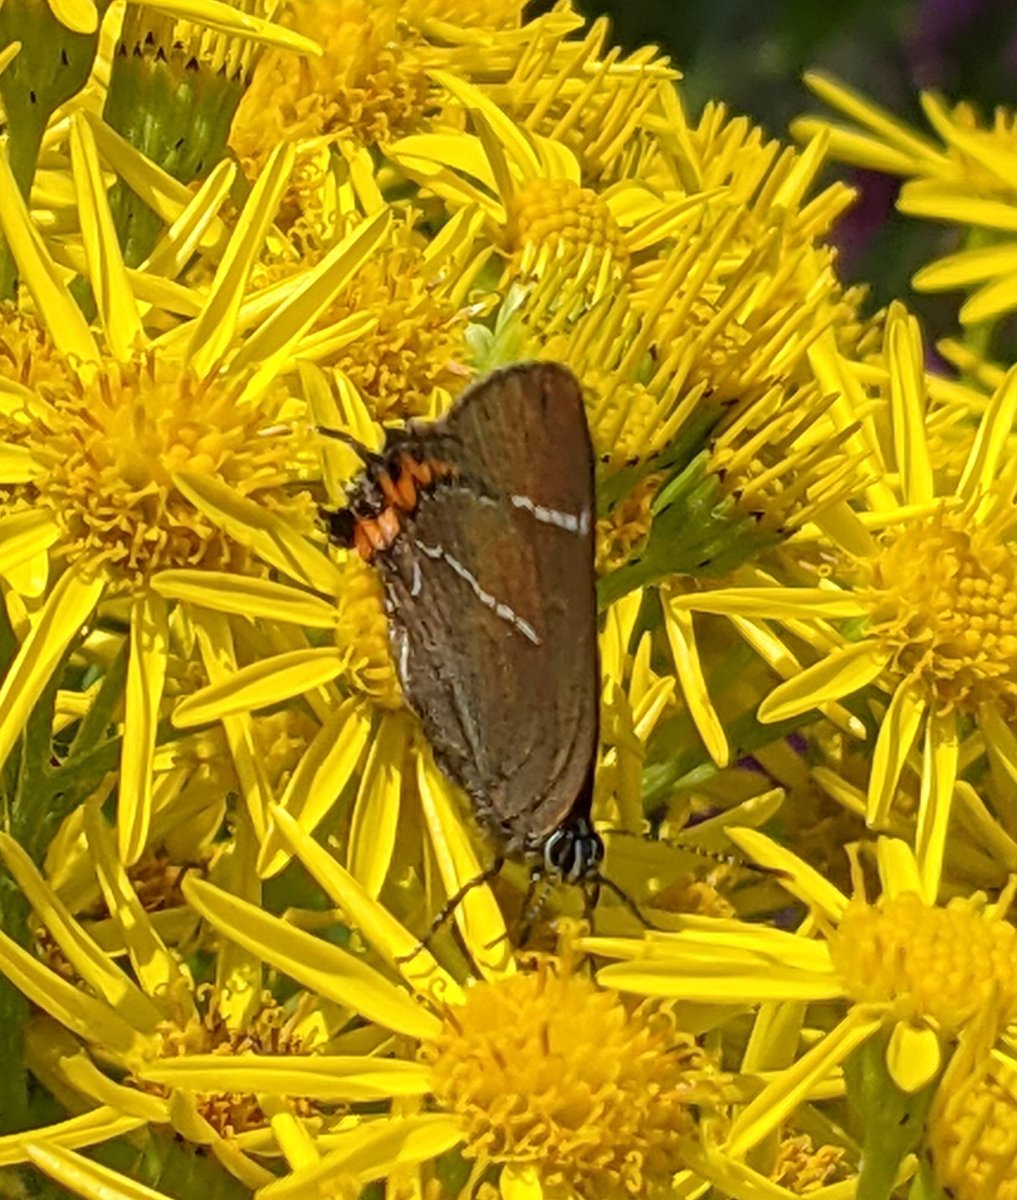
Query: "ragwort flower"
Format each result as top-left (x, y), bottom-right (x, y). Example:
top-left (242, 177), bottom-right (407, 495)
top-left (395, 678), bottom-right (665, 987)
top-left (794, 71), bottom-right (1017, 326)
top-left (589, 829), bottom-right (1017, 1176)
top-left (668, 301), bottom-right (1017, 889)
top-left (0, 118), bottom-right (394, 865)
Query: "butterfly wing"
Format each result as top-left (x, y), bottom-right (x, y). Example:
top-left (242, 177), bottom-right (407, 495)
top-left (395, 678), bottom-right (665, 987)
top-left (378, 363), bottom-right (598, 854)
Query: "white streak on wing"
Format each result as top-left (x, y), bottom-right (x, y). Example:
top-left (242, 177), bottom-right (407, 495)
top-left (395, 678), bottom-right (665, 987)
top-left (410, 559), bottom-right (423, 597)
top-left (414, 540), bottom-right (541, 645)
top-left (510, 493), bottom-right (590, 536)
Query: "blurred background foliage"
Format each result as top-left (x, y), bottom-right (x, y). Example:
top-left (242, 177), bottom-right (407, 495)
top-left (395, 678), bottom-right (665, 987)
top-left (532, 0), bottom-right (1017, 350)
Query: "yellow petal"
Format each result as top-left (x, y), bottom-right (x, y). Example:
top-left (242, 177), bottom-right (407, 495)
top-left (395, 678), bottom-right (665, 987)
top-left (85, 112), bottom-right (227, 256)
top-left (259, 1115), bottom-right (464, 1200)
top-left (172, 647), bottom-right (345, 727)
top-left (663, 603), bottom-right (728, 767)
top-left (143, 0), bottom-right (321, 53)
top-left (668, 586), bottom-right (868, 620)
top-left (0, 152), bottom-right (97, 365)
top-left (802, 72), bottom-right (943, 162)
top-left (69, 114), bottom-right (142, 359)
top-left (182, 876), bottom-right (440, 1041)
top-left (84, 803), bottom-right (191, 1018)
top-left (866, 681), bottom-right (926, 829)
top-left (25, 1142), bottom-right (165, 1200)
top-left (957, 361), bottom-right (1017, 501)
top-left (0, 443), bottom-right (40, 483)
top-left (348, 711), bottom-right (408, 899)
top-left (269, 803), bottom-right (462, 1004)
top-left (886, 1021), bottom-right (941, 1093)
top-left (913, 242), bottom-right (1017, 290)
top-left (118, 593), bottom-right (169, 864)
top-left (729, 614), bottom-right (866, 740)
top-left (0, 928), bottom-right (142, 1060)
top-left (143, 159), bottom-right (236, 278)
top-left (0, 1109), bottom-right (146, 1166)
top-left (899, 182), bottom-right (1017, 233)
top-left (416, 751), bottom-right (513, 980)
top-left (726, 828), bottom-right (848, 923)
top-left (791, 117), bottom-right (925, 175)
top-left (47, 0), bottom-right (97, 33)
top-left (960, 271), bottom-right (1017, 325)
top-left (256, 698), bottom-right (373, 877)
top-left (886, 304), bottom-right (933, 504)
top-left (187, 143), bottom-right (295, 374)
top-left (596, 957), bottom-right (843, 1003)
top-left (0, 569), bottom-right (104, 775)
top-left (0, 832), bottom-right (162, 1033)
top-left (0, 508), bottom-right (59, 575)
top-left (874, 837), bottom-right (923, 899)
top-left (172, 470), bottom-right (344, 595)
top-left (231, 208), bottom-right (392, 400)
top-left (727, 1005), bottom-right (885, 1157)
top-left (138, 1054), bottom-right (431, 1101)
top-left (916, 708), bottom-right (959, 902)
top-left (430, 70), bottom-right (543, 181)
top-left (758, 640), bottom-right (887, 724)
top-left (151, 570), bottom-right (338, 628)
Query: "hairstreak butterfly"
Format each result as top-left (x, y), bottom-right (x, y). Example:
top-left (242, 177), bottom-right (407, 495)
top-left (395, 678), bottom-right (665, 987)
top-left (321, 362), bottom-right (608, 918)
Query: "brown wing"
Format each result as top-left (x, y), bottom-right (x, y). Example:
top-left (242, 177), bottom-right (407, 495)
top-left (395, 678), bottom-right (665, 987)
top-left (379, 363), bottom-right (598, 855)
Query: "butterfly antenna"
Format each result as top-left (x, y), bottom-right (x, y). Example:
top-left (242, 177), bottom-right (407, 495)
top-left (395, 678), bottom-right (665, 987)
top-left (318, 425), bottom-right (384, 466)
top-left (604, 827), bottom-right (789, 881)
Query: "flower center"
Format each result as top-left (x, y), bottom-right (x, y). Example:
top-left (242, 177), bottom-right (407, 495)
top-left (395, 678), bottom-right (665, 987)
top-left (11, 355), bottom-right (309, 590)
top-left (596, 474), bottom-right (660, 574)
top-left (508, 179), bottom-right (629, 271)
top-left (828, 892), bottom-right (1017, 1034)
top-left (231, 0), bottom-right (433, 169)
top-left (152, 1000), bottom-right (318, 1138)
top-left (865, 507), bottom-right (1017, 714)
top-left (423, 962), bottom-right (722, 1198)
top-left (334, 556), bottom-right (401, 707)
top-left (930, 1054), bottom-right (1017, 1200)
top-left (301, 229), bottom-right (471, 423)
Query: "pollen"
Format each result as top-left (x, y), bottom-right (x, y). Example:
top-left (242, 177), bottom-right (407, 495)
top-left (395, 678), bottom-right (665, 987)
top-left (12, 354), bottom-right (309, 590)
top-left (309, 227), bottom-right (472, 422)
top-left (827, 892), bottom-right (1017, 1035)
top-left (508, 179), bottom-right (630, 273)
top-left (864, 505), bottom-right (1017, 715)
top-left (596, 475), bottom-right (660, 575)
top-left (771, 1134), bottom-right (846, 1192)
top-left (334, 555), bottom-right (401, 708)
top-left (230, 0), bottom-right (433, 173)
top-left (422, 962), bottom-right (722, 1199)
top-left (0, 306), bottom-right (75, 504)
top-left (152, 998), bottom-right (319, 1138)
top-left (929, 1054), bottom-right (1017, 1200)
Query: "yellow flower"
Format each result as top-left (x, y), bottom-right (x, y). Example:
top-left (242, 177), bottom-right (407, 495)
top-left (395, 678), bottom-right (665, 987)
top-left (252, 213), bottom-right (481, 424)
top-left (667, 301), bottom-right (1017, 890)
top-left (0, 813), bottom-right (432, 1189)
top-left (794, 72), bottom-right (1017, 325)
top-left (179, 810), bottom-right (729, 1200)
top-left (388, 77), bottom-right (686, 306)
top-left (588, 830), bottom-right (1017, 1169)
top-left (930, 1033), bottom-right (1017, 1200)
top-left (0, 118), bottom-right (397, 865)
top-left (0, 803), bottom-right (730, 1200)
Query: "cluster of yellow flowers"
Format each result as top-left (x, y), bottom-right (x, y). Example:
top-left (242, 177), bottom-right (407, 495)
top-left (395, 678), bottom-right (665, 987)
top-left (1, 2), bottom-right (1017, 1199)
